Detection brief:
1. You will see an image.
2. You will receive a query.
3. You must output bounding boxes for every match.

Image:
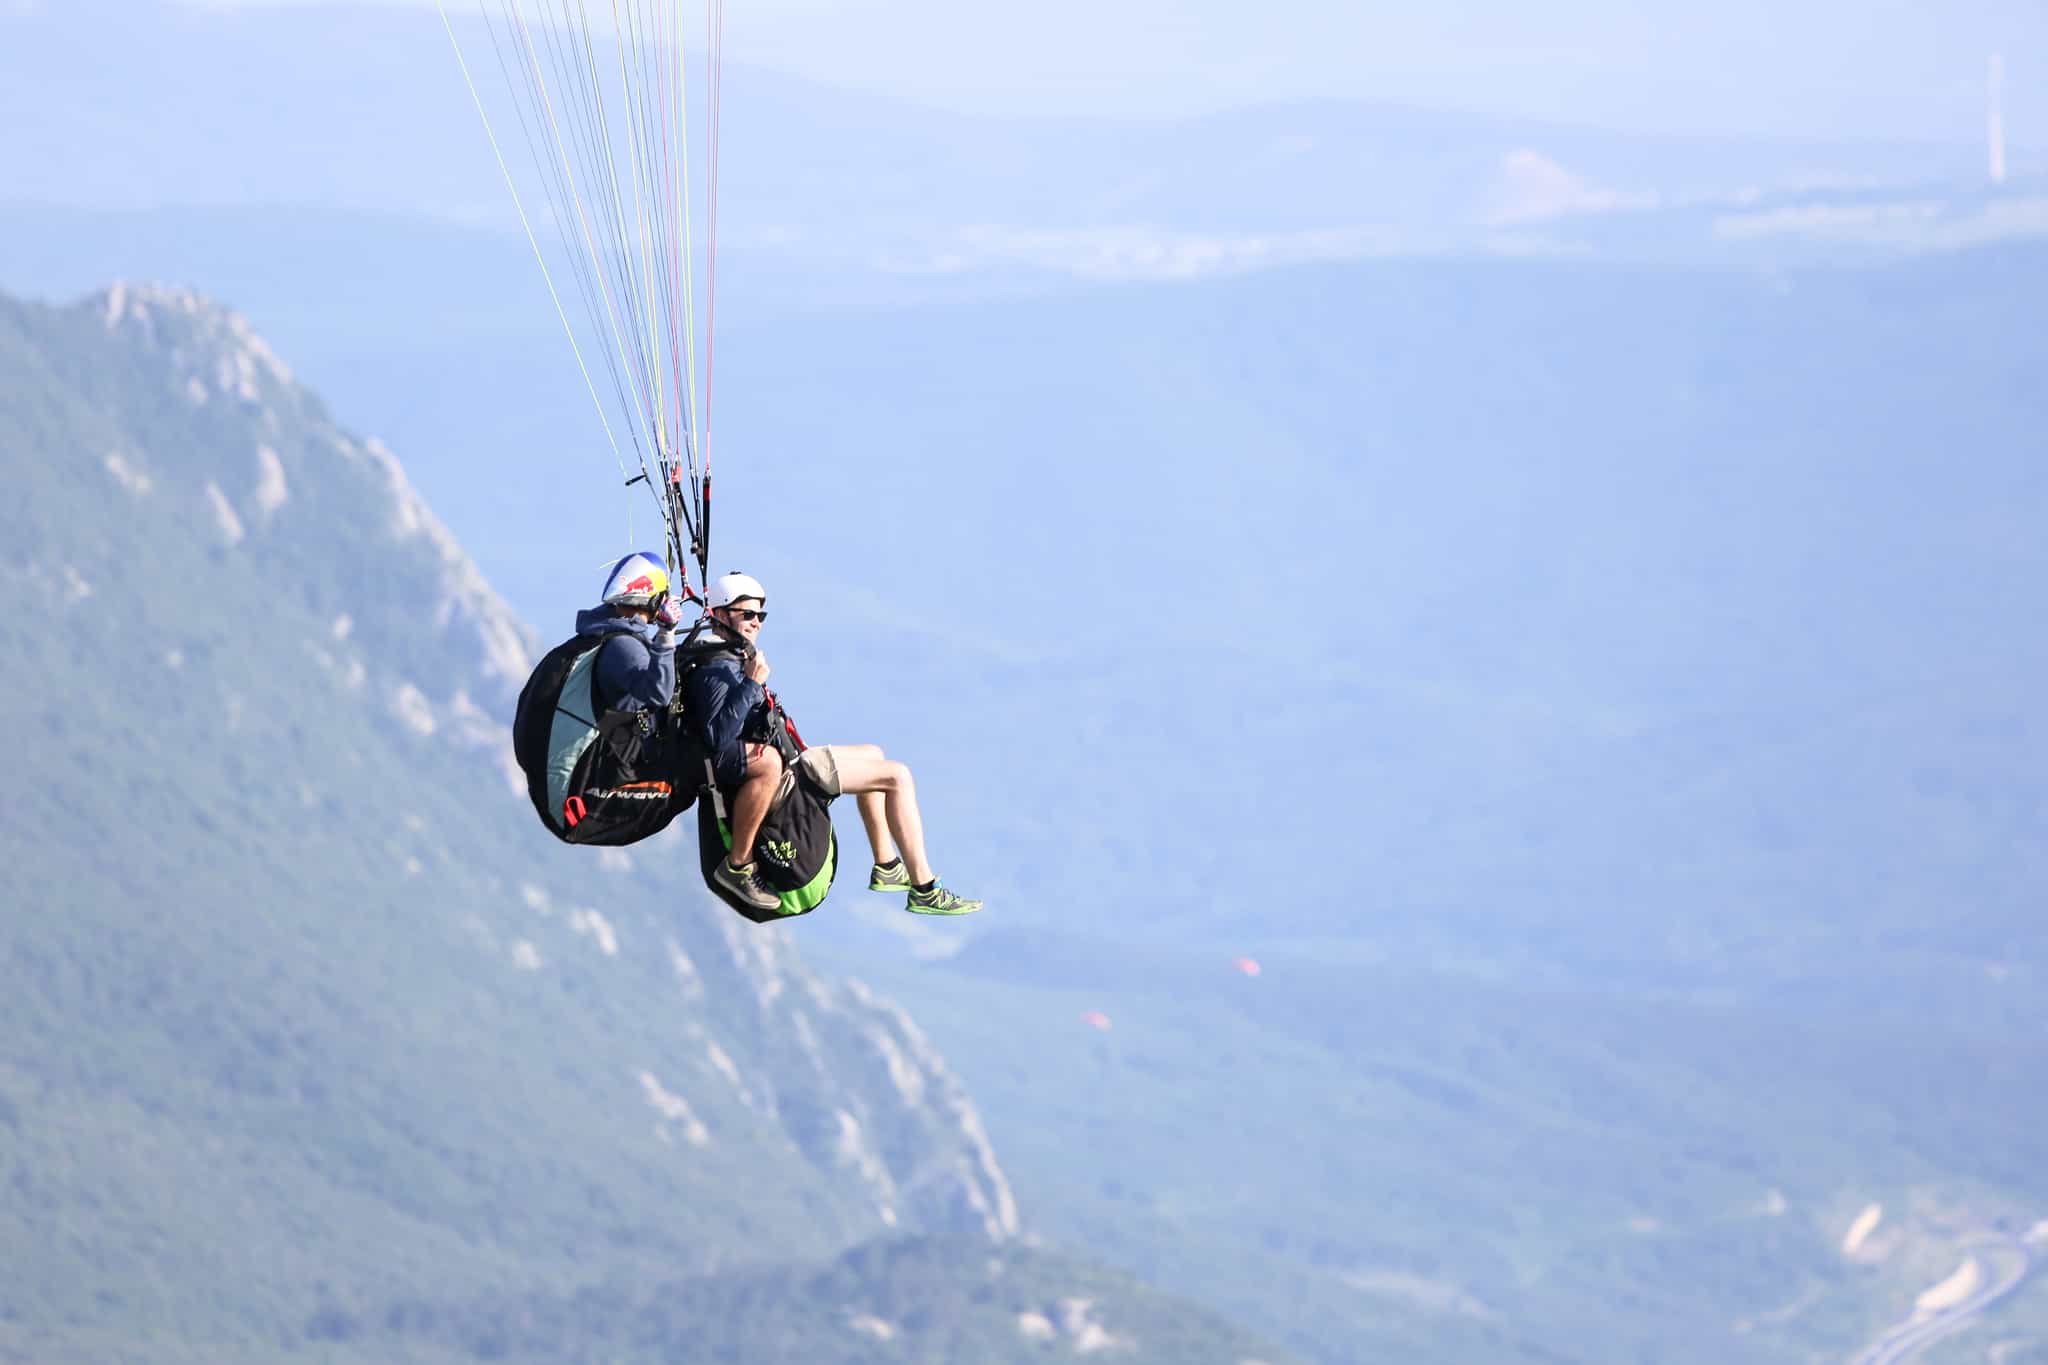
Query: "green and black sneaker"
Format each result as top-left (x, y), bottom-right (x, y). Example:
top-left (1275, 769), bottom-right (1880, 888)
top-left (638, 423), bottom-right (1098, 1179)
top-left (868, 859), bottom-right (914, 894)
top-left (905, 882), bottom-right (984, 916)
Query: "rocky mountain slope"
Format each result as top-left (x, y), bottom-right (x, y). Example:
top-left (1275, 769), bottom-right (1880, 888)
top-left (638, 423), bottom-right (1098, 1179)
top-left (0, 284), bottom-right (1288, 1363)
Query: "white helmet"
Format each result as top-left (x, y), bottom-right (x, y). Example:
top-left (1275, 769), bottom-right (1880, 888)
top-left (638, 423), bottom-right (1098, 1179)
top-left (600, 551), bottom-right (672, 608)
top-left (708, 571), bottom-right (766, 609)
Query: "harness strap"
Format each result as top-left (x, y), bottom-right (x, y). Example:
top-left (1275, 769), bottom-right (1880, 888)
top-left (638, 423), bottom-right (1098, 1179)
top-left (703, 756), bottom-right (729, 822)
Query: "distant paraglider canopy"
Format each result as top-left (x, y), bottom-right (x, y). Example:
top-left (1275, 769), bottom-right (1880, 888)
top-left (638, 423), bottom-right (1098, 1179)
top-left (436, 0), bottom-right (728, 601)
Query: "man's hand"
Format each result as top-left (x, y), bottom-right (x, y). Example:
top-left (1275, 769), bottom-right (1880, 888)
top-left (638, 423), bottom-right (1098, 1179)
top-left (653, 593), bottom-right (687, 630)
top-left (745, 649), bottom-right (771, 685)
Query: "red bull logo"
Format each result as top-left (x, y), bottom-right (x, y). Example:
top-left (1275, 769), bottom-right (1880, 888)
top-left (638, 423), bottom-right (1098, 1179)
top-left (604, 554), bottom-right (670, 604)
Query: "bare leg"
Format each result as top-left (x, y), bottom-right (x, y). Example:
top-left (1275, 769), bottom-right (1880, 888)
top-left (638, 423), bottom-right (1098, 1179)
top-left (829, 744), bottom-right (898, 865)
top-left (829, 749), bottom-right (935, 885)
top-left (857, 792), bottom-right (898, 865)
top-left (727, 744), bottom-right (784, 866)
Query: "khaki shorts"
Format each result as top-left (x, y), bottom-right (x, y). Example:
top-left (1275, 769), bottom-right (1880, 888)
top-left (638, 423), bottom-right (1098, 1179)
top-left (798, 745), bottom-right (844, 796)
top-left (771, 745), bottom-right (845, 809)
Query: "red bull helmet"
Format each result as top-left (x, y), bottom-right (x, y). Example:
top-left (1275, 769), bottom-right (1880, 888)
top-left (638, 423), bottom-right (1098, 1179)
top-left (600, 551), bottom-right (672, 609)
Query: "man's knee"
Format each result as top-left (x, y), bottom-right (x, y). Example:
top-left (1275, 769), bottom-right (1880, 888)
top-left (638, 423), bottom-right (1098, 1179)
top-left (832, 751), bottom-right (913, 796)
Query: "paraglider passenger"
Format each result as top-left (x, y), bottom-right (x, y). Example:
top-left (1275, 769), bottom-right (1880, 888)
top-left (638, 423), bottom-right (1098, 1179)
top-left (688, 572), bottom-right (983, 916)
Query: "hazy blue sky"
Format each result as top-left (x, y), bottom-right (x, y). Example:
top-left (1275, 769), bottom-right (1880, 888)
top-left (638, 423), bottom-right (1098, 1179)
top-left (171, 0), bottom-right (2046, 140)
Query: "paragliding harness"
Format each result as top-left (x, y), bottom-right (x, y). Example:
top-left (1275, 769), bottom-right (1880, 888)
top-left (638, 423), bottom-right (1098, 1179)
top-left (510, 619), bottom-right (838, 920)
top-left (512, 631), bottom-right (697, 847)
top-left (676, 621), bottom-right (838, 923)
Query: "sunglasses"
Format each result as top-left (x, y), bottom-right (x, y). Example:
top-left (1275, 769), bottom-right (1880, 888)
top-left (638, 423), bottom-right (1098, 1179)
top-left (723, 607), bottom-right (768, 624)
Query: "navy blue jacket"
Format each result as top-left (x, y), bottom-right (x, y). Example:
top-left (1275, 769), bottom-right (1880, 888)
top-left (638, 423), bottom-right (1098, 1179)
top-left (575, 607), bottom-right (676, 714)
top-left (683, 646), bottom-right (769, 787)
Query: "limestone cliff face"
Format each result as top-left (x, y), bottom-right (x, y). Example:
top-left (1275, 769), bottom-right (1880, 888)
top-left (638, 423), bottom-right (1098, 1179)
top-left (4, 284), bottom-right (1018, 1271)
top-left (697, 918), bottom-right (1019, 1241)
top-left (98, 283), bottom-right (538, 715)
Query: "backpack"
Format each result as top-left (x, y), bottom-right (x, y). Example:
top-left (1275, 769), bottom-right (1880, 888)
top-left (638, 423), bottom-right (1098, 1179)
top-left (511, 633), bottom-right (696, 846)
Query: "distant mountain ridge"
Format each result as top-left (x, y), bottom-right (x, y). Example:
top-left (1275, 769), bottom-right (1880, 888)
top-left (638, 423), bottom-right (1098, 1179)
top-left (2, 0), bottom-right (2027, 281)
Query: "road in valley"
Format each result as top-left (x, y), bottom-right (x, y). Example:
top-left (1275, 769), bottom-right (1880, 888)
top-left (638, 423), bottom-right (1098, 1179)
top-left (1850, 1234), bottom-right (2034, 1365)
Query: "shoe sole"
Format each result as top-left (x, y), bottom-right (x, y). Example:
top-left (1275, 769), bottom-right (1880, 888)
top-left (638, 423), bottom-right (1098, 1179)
top-left (904, 900), bottom-right (984, 916)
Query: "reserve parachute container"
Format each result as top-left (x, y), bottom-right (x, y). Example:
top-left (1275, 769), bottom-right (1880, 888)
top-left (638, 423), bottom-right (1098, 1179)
top-left (695, 783), bottom-right (836, 922)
